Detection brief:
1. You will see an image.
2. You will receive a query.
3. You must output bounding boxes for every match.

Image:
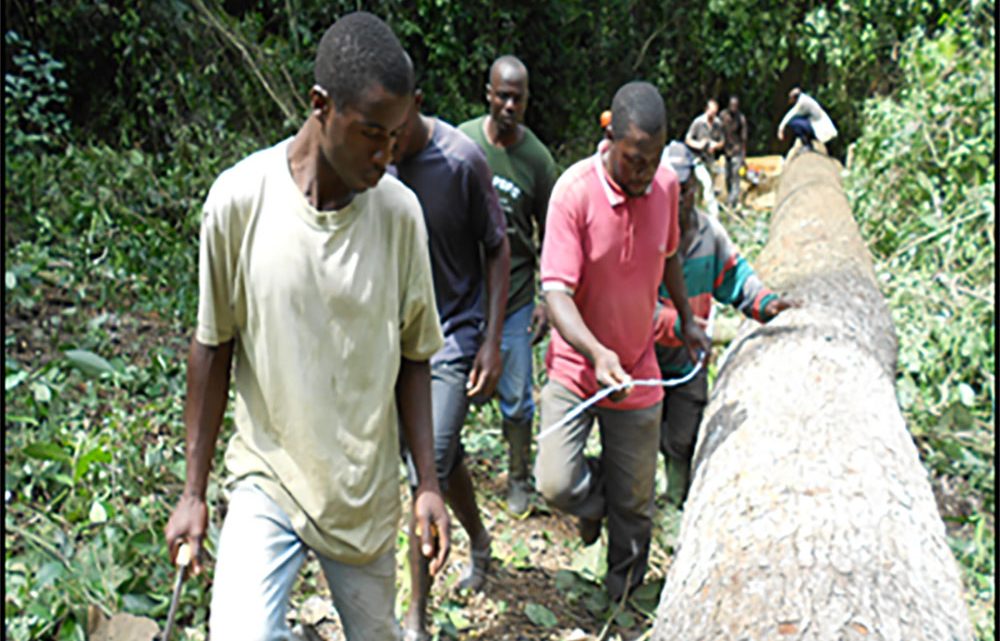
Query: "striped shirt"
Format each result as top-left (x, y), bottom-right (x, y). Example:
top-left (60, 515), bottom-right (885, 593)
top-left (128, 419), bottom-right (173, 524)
top-left (653, 208), bottom-right (776, 374)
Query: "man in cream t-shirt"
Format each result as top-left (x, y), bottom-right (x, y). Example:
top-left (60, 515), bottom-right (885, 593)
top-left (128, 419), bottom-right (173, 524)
top-left (164, 13), bottom-right (450, 641)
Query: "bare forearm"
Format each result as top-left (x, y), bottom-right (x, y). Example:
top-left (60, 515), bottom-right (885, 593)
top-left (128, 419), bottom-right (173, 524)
top-left (662, 254), bottom-right (696, 327)
top-left (396, 358), bottom-right (440, 492)
top-left (483, 238), bottom-right (510, 345)
top-left (544, 289), bottom-right (607, 364)
top-left (182, 338), bottom-right (234, 499)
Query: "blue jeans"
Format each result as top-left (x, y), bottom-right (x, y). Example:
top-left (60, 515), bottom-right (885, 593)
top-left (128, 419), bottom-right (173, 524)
top-left (788, 116), bottom-right (816, 143)
top-left (498, 302), bottom-right (536, 426)
top-left (210, 481), bottom-right (401, 640)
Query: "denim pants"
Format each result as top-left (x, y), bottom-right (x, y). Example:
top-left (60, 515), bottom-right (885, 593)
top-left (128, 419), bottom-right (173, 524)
top-left (209, 481), bottom-right (401, 641)
top-left (788, 116), bottom-right (816, 144)
top-left (498, 302), bottom-right (536, 427)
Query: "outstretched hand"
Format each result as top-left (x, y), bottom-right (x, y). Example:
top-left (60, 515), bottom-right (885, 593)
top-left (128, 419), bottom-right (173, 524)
top-left (764, 297), bottom-right (800, 319)
top-left (413, 487), bottom-right (451, 576)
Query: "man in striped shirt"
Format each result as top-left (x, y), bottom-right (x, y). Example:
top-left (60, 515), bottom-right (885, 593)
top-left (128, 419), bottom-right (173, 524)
top-left (655, 140), bottom-right (798, 505)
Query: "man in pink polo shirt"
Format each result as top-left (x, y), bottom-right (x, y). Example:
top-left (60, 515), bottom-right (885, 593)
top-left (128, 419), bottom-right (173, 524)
top-left (535, 81), bottom-right (709, 602)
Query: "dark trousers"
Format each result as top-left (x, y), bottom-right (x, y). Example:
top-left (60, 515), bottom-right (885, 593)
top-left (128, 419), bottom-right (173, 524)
top-left (787, 116), bottom-right (816, 145)
top-left (725, 152), bottom-right (744, 208)
top-left (536, 381), bottom-right (661, 600)
top-left (659, 369), bottom-right (709, 504)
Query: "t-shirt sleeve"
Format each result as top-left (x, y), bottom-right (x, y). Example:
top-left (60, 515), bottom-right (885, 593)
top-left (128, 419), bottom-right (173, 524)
top-left (685, 119), bottom-right (703, 142)
top-left (663, 174), bottom-right (681, 258)
top-left (540, 175), bottom-right (584, 292)
top-left (467, 147), bottom-right (506, 251)
top-left (195, 172), bottom-right (242, 346)
top-left (534, 147), bottom-right (560, 244)
top-left (399, 204), bottom-right (445, 361)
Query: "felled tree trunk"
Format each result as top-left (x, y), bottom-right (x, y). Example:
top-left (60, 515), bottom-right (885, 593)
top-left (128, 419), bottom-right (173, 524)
top-left (652, 146), bottom-right (973, 641)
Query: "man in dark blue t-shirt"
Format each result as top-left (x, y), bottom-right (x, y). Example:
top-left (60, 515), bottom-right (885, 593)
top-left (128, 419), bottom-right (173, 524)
top-left (392, 85), bottom-right (510, 640)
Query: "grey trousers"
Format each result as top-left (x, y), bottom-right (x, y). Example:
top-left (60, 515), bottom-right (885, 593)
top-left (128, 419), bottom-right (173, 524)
top-left (725, 152), bottom-right (744, 208)
top-left (535, 380), bottom-right (661, 599)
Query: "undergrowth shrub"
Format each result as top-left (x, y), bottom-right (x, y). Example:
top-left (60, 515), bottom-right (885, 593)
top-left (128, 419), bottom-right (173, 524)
top-left (846, 12), bottom-right (995, 638)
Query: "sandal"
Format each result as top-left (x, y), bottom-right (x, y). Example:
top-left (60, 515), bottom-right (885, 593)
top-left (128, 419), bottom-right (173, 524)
top-left (457, 536), bottom-right (492, 591)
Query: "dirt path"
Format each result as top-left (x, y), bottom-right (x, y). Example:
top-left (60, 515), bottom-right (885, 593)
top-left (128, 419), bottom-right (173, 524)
top-left (288, 433), bottom-right (679, 641)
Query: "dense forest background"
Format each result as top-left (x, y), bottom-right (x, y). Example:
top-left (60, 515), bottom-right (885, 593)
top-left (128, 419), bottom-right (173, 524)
top-left (4, 1), bottom-right (994, 640)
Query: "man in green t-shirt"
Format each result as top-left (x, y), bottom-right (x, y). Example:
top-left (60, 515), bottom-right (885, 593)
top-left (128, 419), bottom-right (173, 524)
top-left (459, 55), bottom-right (559, 516)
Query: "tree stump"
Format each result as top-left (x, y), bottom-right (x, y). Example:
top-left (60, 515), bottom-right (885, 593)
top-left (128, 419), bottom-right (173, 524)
top-left (651, 146), bottom-right (973, 641)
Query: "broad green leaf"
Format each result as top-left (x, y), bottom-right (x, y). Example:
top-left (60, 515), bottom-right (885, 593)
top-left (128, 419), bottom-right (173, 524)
top-left (447, 608), bottom-right (471, 630)
top-left (23, 441), bottom-right (72, 464)
top-left (5, 271), bottom-right (16, 289)
top-left (524, 602), bottom-right (558, 628)
top-left (5, 370), bottom-right (29, 391)
top-left (64, 349), bottom-right (116, 378)
top-left (957, 382), bottom-right (975, 407)
top-left (35, 560), bottom-right (65, 588)
top-left (585, 589), bottom-right (609, 616)
top-left (631, 579), bottom-right (662, 601)
top-left (74, 445), bottom-right (112, 481)
top-left (896, 376), bottom-right (918, 409)
top-left (615, 610), bottom-right (636, 627)
top-left (554, 569), bottom-right (578, 593)
top-left (122, 593), bottom-right (158, 615)
top-left (89, 500), bottom-right (108, 524)
top-left (31, 381), bottom-right (52, 403)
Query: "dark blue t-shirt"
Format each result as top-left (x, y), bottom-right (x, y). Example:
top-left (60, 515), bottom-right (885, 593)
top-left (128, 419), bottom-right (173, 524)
top-left (392, 118), bottom-right (506, 363)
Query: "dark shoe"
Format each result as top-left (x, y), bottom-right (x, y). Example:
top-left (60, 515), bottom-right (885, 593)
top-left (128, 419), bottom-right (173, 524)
top-left (506, 478), bottom-right (532, 517)
top-left (578, 515), bottom-right (601, 546)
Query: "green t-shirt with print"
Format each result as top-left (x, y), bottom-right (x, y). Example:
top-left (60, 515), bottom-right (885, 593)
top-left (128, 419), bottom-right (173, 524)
top-left (459, 115), bottom-right (559, 315)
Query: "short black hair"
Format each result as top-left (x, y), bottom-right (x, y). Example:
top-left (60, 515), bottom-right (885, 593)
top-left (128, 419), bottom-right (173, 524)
top-left (610, 81), bottom-right (665, 138)
top-left (489, 54), bottom-right (528, 84)
top-left (314, 12), bottom-right (414, 109)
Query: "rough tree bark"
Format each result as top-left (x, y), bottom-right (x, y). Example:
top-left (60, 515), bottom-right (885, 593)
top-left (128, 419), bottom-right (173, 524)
top-left (651, 146), bottom-right (973, 641)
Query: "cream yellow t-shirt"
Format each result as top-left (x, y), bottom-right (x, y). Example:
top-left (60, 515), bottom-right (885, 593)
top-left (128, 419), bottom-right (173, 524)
top-left (196, 139), bottom-right (443, 564)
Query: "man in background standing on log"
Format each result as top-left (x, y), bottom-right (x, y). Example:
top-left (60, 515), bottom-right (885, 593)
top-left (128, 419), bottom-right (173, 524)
top-left (459, 55), bottom-right (560, 517)
top-left (392, 73), bottom-right (511, 640)
top-left (655, 140), bottom-right (797, 506)
top-left (164, 13), bottom-right (450, 640)
top-left (535, 81), bottom-right (710, 603)
top-left (684, 98), bottom-right (725, 217)
top-left (777, 87), bottom-right (838, 151)
top-left (720, 95), bottom-right (748, 210)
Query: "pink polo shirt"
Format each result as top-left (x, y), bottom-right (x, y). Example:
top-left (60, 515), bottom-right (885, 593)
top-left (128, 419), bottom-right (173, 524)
top-left (541, 140), bottom-right (680, 410)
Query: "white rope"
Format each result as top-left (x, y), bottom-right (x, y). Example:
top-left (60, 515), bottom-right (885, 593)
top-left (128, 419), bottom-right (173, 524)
top-left (536, 357), bottom-right (705, 442)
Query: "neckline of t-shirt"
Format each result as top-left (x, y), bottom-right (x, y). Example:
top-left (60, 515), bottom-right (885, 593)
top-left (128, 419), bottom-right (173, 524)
top-left (277, 137), bottom-right (367, 232)
top-left (480, 115), bottom-right (527, 153)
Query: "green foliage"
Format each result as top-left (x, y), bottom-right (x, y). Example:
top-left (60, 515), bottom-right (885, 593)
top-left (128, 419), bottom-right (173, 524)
top-left (4, 330), bottom-right (226, 640)
top-left (3, 1), bottom-right (996, 637)
top-left (3, 31), bottom-right (72, 154)
top-left (845, 14), bottom-right (995, 638)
